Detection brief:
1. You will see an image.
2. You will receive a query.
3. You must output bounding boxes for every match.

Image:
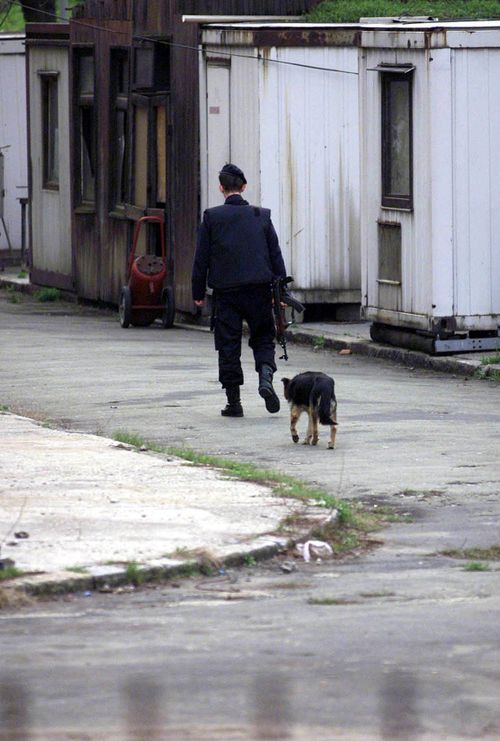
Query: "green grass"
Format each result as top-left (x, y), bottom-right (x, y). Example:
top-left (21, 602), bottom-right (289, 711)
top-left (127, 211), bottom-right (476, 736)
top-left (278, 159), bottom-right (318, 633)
top-left (5, 285), bottom-right (20, 303)
top-left (481, 353), bottom-right (500, 365)
top-left (313, 335), bottom-right (326, 350)
top-left (34, 287), bottom-right (61, 302)
top-left (463, 561), bottom-right (490, 572)
top-left (0, 566), bottom-right (24, 582)
top-left (306, 1), bottom-right (500, 22)
top-left (125, 561), bottom-right (145, 586)
top-left (441, 546), bottom-right (500, 561)
top-left (65, 565), bottom-right (89, 574)
top-left (308, 596), bottom-right (358, 605)
top-left (0, 1), bottom-right (79, 32)
top-left (111, 431), bottom-right (392, 560)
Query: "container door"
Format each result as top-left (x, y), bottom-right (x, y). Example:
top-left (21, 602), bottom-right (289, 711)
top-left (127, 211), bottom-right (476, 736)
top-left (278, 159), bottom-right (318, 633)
top-left (206, 62), bottom-right (230, 208)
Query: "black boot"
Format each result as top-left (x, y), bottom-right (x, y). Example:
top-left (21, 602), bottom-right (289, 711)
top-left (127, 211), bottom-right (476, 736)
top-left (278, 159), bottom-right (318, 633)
top-left (258, 364), bottom-right (280, 413)
top-left (221, 385), bottom-right (244, 417)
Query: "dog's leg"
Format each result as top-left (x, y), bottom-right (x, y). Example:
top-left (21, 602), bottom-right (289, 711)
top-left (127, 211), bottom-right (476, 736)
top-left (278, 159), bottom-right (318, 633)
top-left (328, 403), bottom-right (338, 450)
top-left (303, 411), bottom-right (313, 445)
top-left (311, 411), bottom-right (319, 446)
top-left (290, 405), bottom-right (300, 444)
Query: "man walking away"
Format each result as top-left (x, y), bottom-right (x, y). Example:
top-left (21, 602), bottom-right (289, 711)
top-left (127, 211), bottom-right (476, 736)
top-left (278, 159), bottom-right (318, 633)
top-left (192, 163), bottom-right (288, 418)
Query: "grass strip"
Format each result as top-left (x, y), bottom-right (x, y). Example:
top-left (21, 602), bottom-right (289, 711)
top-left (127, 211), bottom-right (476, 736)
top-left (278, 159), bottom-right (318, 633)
top-left (306, 1), bottom-right (500, 23)
top-left (112, 431), bottom-right (392, 556)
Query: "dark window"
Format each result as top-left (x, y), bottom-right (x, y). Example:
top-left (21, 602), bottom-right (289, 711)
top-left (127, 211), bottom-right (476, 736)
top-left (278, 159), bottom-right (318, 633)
top-left (41, 73), bottom-right (59, 189)
top-left (382, 72), bottom-right (413, 210)
top-left (133, 41), bottom-right (170, 92)
top-left (110, 49), bottom-right (130, 210)
top-left (74, 49), bottom-right (96, 206)
top-left (378, 222), bottom-right (402, 285)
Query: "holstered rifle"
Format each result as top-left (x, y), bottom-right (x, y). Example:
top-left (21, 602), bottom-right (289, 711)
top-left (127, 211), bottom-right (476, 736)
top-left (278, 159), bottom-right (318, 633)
top-left (272, 276), bottom-right (304, 361)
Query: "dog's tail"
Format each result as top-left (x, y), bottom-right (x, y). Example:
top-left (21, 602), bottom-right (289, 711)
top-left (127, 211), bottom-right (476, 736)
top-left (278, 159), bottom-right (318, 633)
top-left (311, 378), bottom-right (337, 426)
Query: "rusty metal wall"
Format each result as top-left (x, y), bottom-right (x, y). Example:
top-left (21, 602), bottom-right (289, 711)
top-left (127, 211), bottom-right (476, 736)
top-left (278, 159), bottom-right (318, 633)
top-left (179, 0), bottom-right (322, 14)
top-left (71, 19), bottom-right (133, 303)
top-left (67, 1), bottom-right (324, 308)
top-left (73, 1), bottom-right (132, 20)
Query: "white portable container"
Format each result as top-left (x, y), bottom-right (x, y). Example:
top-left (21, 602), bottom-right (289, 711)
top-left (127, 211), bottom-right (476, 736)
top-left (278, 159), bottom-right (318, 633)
top-left (359, 21), bottom-right (500, 352)
top-left (200, 24), bottom-right (361, 313)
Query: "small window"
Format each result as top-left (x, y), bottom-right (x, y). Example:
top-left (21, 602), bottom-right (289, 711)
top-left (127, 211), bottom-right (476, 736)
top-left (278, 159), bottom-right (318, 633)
top-left (133, 41), bottom-right (170, 91)
top-left (40, 73), bottom-right (59, 189)
top-left (110, 49), bottom-right (130, 210)
top-left (378, 222), bottom-right (402, 285)
top-left (74, 49), bottom-right (96, 206)
top-left (382, 72), bottom-right (413, 210)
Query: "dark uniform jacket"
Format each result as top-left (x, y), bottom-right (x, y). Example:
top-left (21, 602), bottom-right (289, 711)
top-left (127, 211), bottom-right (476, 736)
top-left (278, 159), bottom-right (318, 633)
top-left (192, 194), bottom-right (286, 301)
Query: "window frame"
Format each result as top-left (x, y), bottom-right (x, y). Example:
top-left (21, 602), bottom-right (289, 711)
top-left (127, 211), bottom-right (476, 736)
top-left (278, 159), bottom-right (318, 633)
top-left (39, 71), bottom-right (60, 191)
top-left (73, 46), bottom-right (97, 210)
top-left (381, 70), bottom-right (414, 211)
top-left (109, 47), bottom-right (130, 214)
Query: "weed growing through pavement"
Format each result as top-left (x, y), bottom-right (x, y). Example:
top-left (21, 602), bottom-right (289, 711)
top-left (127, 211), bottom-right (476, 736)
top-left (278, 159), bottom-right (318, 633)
top-left (125, 561), bottom-right (145, 586)
top-left (243, 554), bottom-right (257, 567)
top-left (65, 566), bottom-right (89, 574)
top-left (474, 366), bottom-right (500, 382)
top-left (17, 270), bottom-right (28, 279)
top-left (463, 562), bottom-right (490, 572)
top-left (312, 335), bottom-right (326, 350)
top-left (441, 546), bottom-right (500, 561)
top-left (5, 286), bottom-right (20, 303)
top-left (308, 597), bottom-right (358, 606)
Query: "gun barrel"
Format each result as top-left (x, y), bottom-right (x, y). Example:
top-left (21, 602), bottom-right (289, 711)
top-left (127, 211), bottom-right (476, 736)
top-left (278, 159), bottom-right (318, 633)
top-left (282, 294), bottom-right (305, 314)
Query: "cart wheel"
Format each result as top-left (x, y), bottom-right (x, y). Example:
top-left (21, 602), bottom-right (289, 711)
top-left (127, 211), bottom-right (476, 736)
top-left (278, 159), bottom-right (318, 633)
top-left (119, 286), bottom-right (132, 328)
top-left (161, 286), bottom-right (175, 328)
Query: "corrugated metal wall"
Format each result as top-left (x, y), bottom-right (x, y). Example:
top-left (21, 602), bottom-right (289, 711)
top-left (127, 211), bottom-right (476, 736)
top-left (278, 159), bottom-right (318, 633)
top-left (0, 37), bottom-right (27, 253)
top-left (180, 1), bottom-right (321, 15)
top-left (201, 38), bottom-right (361, 304)
top-left (259, 46), bottom-right (360, 300)
top-left (452, 47), bottom-right (500, 320)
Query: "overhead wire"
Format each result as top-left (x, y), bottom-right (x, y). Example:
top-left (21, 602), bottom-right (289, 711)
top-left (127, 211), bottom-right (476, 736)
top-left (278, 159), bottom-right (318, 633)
top-left (9, 0), bottom-right (359, 76)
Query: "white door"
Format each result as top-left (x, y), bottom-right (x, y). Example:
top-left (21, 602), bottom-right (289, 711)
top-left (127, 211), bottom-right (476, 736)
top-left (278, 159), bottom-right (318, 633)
top-left (206, 62), bottom-right (230, 208)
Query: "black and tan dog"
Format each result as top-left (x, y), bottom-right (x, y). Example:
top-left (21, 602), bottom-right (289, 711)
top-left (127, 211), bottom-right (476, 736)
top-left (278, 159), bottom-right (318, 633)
top-left (282, 372), bottom-right (337, 449)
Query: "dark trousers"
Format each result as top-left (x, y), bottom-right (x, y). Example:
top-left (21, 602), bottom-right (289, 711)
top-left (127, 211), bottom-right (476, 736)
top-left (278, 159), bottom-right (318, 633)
top-left (214, 285), bottom-right (276, 388)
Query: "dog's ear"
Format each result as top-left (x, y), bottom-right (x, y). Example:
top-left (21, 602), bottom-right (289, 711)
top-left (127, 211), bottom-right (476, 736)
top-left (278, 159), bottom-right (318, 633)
top-left (281, 378), bottom-right (290, 388)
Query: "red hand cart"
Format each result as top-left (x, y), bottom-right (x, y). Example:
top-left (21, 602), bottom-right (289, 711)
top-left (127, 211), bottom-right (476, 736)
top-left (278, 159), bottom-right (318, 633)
top-left (119, 214), bottom-right (175, 328)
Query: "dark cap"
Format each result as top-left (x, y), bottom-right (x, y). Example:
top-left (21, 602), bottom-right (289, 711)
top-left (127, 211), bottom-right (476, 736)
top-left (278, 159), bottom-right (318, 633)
top-left (219, 163), bottom-right (247, 184)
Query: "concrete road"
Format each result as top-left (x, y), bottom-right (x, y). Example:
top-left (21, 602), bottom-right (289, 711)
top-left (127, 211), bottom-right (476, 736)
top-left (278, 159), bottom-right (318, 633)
top-left (0, 290), bottom-right (499, 739)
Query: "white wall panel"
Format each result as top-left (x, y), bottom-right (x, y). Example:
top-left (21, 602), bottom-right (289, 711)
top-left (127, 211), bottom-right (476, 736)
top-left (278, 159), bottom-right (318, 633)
top-left (361, 29), bottom-right (500, 331)
top-left (453, 48), bottom-right (500, 317)
top-left (0, 38), bottom-right (27, 252)
top-left (260, 46), bottom-right (360, 297)
top-left (29, 46), bottom-right (71, 276)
